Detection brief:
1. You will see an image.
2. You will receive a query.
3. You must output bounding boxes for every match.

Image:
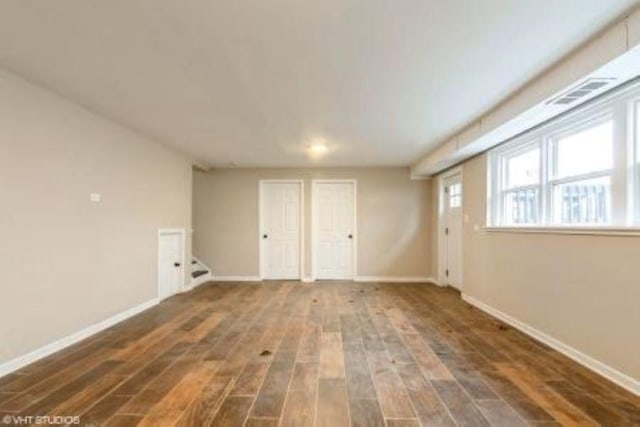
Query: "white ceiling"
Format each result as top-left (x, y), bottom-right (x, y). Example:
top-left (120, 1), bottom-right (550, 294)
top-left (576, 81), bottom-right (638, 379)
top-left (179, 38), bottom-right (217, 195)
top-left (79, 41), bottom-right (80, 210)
top-left (0, 0), bottom-right (637, 167)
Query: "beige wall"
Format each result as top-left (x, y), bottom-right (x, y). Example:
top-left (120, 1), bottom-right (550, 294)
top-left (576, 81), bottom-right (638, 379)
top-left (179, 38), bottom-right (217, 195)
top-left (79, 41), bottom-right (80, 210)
top-left (193, 168), bottom-right (433, 279)
top-left (449, 154), bottom-right (640, 384)
top-left (0, 70), bottom-right (193, 366)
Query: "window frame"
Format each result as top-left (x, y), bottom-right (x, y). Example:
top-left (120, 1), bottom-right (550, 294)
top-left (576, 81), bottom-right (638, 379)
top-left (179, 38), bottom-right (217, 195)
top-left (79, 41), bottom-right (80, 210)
top-left (487, 79), bottom-right (640, 231)
top-left (633, 99), bottom-right (640, 224)
top-left (448, 182), bottom-right (462, 208)
top-left (494, 138), bottom-right (543, 226)
top-left (546, 112), bottom-right (616, 225)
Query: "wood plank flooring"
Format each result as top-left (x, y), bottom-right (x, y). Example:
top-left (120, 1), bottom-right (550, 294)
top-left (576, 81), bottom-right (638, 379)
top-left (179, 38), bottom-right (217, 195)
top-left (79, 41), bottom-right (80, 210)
top-left (0, 281), bottom-right (638, 426)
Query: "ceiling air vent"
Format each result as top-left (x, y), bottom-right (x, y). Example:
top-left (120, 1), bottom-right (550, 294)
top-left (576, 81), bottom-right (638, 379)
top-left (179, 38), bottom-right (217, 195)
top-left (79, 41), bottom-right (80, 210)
top-left (548, 78), bottom-right (616, 106)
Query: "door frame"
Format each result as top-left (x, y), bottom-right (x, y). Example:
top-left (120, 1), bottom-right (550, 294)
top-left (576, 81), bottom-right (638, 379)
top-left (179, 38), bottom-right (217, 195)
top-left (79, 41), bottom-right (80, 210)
top-left (437, 167), bottom-right (464, 288)
top-left (157, 228), bottom-right (186, 300)
top-left (258, 179), bottom-right (305, 280)
top-left (311, 179), bottom-right (358, 281)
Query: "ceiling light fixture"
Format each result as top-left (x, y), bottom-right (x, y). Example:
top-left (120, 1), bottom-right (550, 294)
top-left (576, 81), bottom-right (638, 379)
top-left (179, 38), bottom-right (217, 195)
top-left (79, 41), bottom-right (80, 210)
top-left (309, 143), bottom-right (328, 154)
top-left (308, 137), bottom-right (329, 157)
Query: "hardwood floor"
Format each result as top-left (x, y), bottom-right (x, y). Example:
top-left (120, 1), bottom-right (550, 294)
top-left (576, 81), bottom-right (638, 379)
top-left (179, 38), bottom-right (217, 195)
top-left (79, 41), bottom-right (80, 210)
top-left (0, 281), bottom-right (638, 426)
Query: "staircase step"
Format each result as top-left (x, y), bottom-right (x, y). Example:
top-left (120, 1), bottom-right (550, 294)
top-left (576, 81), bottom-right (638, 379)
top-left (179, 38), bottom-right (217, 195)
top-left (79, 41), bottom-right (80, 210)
top-left (192, 270), bottom-right (209, 279)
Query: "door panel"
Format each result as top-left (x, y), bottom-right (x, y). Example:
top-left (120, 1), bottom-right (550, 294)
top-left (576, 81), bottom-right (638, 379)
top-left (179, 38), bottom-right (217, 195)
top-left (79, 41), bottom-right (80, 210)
top-left (158, 232), bottom-right (183, 299)
top-left (444, 175), bottom-right (463, 289)
top-left (262, 182), bottom-right (301, 279)
top-left (314, 181), bottom-right (355, 280)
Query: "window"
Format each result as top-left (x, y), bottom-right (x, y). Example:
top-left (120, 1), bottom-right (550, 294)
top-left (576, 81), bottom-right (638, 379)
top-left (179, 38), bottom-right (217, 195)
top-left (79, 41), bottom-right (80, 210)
top-left (549, 119), bottom-right (614, 225)
top-left (449, 183), bottom-right (462, 208)
top-left (553, 176), bottom-right (610, 224)
top-left (499, 144), bottom-right (541, 225)
top-left (488, 80), bottom-right (640, 229)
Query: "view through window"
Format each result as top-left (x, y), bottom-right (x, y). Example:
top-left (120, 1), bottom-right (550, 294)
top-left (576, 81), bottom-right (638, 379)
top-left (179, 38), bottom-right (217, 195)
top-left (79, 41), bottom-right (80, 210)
top-left (488, 80), bottom-right (640, 228)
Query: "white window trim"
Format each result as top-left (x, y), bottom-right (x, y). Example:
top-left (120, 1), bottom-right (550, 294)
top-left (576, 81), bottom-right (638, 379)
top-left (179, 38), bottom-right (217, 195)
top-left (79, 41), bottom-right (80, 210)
top-left (488, 78), bottom-right (640, 232)
top-left (493, 138), bottom-right (543, 226)
top-left (632, 99), bottom-right (640, 224)
top-left (485, 226), bottom-right (640, 237)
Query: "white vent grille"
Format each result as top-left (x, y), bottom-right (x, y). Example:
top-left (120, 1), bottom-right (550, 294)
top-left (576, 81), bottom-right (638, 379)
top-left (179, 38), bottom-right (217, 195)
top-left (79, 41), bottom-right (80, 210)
top-left (548, 78), bottom-right (616, 106)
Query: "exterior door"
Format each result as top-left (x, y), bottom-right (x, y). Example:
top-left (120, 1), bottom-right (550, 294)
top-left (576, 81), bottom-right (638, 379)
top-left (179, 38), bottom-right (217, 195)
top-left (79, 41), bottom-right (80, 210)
top-left (158, 230), bottom-right (184, 299)
top-left (261, 181), bottom-right (302, 279)
top-left (444, 174), bottom-right (463, 289)
top-left (313, 181), bottom-right (356, 280)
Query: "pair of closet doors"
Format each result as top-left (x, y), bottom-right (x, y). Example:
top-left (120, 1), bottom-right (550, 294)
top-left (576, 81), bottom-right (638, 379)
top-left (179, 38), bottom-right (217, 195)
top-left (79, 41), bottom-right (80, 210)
top-left (259, 179), bottom-right (356, 281)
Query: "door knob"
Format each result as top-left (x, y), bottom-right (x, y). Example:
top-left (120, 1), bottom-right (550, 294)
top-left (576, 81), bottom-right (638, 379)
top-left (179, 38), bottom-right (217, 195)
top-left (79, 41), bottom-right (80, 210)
top-left (174, 262), bottom-right (181, 267)
top-left (348, 234), bottom-right (353, 239)
top-left (263, 234), bottom-right (268, 239)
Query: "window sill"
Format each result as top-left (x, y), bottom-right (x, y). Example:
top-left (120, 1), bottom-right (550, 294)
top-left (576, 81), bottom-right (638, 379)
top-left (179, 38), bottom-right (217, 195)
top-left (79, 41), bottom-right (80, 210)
top-left (484, 226), bottom-right (640, 237)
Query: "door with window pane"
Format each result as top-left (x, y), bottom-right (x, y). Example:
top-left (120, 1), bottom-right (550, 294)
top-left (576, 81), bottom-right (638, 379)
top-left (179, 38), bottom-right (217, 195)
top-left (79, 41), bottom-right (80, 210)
top-left (444, 174), bottom-right (462, 289)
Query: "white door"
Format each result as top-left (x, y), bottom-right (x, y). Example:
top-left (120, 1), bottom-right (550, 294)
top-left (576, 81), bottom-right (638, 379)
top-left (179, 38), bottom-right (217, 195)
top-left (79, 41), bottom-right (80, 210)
top-left (443, 174), bottom-right (463, 289)
top-left (313, 181), bottom-right (356, 280)
top-left (158, 231), bottom-right (184, 299)
top-left (261, 181), bottom-right (302, 279)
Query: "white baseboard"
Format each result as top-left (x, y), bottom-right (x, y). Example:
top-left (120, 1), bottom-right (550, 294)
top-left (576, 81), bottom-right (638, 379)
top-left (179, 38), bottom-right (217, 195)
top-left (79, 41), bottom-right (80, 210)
top-left (432, 277), bottom-right (445, 286)
top-left (209, 276), bottom-right (439, 285)
top-left (461, 293), bottom-right (640, 397)
top-left (0, 298), bottom-right (159, 380)
top-left (189, 272), bottom-right (213, 289)
top-left (354, 276), bottom-right (436, 283)
top-left (211, 276), bottom-right (262, 282)
top-left (212, 276), bottom-right (317, 283)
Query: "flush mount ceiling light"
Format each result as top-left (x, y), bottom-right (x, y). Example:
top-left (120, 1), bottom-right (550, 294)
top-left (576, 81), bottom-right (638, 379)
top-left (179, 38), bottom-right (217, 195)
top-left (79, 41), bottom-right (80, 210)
top-left (310, 143), bottom-right (328, 154)
top-left (308, 138), bottom-right (329, 157)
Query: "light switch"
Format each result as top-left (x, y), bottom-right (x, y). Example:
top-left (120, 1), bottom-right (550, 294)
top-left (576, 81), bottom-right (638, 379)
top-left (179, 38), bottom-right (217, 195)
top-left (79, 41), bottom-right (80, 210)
top-left (90, 193), bottom-right (101, 202)
top-left (473, 224), bottom-right (480, 232)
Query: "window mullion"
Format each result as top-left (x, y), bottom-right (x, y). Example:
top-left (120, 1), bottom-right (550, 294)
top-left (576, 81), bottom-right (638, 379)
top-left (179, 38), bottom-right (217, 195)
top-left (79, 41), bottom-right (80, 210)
top-left (542, 136), bottom-right (552, 226)
top-left (611, 102), bottom-right (628, 225)
top-left (498, 155), bottom-right (506, 225)
top-left (537, 139), bottom-right (545, 226)
top-left (635, 101), bottom-right (640, 224)
top-left (636, 165), bottom-right (640, 224)
top-left (629, 100), bottom-right (639, 225)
